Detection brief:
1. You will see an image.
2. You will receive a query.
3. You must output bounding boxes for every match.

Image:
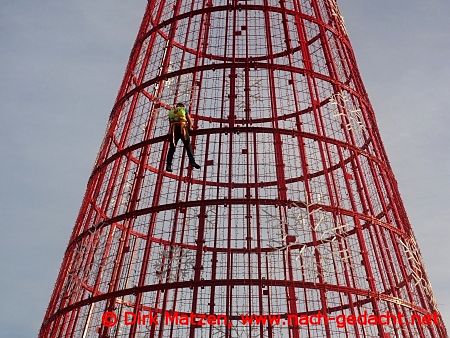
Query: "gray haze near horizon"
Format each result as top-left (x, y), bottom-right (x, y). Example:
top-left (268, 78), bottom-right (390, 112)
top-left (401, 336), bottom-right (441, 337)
top-left (0, 1), bottom-right (449, 336)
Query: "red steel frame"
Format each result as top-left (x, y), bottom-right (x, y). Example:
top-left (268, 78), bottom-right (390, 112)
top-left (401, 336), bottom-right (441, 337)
top-left (41, 0), bottom-right (448, 337)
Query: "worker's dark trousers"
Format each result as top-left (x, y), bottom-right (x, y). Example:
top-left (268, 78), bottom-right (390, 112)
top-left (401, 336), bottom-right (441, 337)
top-left (166, 124), bottom-right (196, 167)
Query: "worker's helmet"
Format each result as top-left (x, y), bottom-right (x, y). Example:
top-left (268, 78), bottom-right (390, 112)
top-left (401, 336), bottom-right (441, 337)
top-left (176, 102), bottom-right (185, 107)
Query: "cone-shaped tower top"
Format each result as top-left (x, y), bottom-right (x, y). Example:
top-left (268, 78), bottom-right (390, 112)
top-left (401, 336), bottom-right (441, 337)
top-left (41, 1), bottom-right (447, 337)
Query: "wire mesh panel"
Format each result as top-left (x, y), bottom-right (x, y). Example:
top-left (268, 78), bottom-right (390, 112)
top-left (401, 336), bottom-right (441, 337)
top-left (41, 0), bottom-right (447, 337)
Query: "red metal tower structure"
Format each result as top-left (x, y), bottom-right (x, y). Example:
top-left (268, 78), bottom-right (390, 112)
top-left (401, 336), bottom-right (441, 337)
top-left (41, 1), bottom-right (447, 337)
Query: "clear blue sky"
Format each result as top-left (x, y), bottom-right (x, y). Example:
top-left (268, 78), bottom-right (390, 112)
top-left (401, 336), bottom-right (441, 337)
top-left (0, 1), bottom-right (449, 336)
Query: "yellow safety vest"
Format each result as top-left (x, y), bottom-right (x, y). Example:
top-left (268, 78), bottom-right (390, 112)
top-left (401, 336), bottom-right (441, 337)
top-left (168, 107), bottom-right (188, 123)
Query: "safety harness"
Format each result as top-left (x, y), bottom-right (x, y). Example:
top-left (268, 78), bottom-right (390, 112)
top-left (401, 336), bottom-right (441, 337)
top-left (168, 107), bottom-right (189, 144)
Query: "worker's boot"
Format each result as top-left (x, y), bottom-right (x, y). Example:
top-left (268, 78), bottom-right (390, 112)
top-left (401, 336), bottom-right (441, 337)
top-left (189, 161), bottom-right (201, 169)
top-left (184, 144), bottom-right (200, 169)
top-left (166, 163), bottom-right (173, 172)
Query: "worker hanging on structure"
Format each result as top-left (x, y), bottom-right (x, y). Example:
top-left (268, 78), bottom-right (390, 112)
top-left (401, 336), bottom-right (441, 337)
top-left (166, 102), bottom-right (201, 172)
